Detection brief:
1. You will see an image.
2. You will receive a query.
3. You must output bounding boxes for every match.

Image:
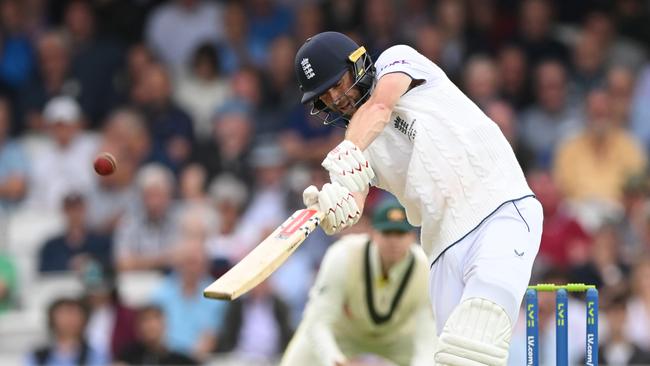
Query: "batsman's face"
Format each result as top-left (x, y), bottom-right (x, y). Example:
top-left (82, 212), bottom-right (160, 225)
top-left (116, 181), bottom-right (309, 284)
top-left (318, 71), bottom-right (362, 116)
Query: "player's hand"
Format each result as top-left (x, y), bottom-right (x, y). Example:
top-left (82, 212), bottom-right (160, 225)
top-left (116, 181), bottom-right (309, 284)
top-left (322, 140), bottom-right (375, 192)
top-left (303, 183), bottom-right (360, 235)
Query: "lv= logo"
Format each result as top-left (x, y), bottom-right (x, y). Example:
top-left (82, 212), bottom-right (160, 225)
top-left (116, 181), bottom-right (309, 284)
top-left (557, 303), bottom-right (566, 326)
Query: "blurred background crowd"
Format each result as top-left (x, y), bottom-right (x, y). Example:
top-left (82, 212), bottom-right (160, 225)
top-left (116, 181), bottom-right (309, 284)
top-left (0, 0), bottom-right (649, 365)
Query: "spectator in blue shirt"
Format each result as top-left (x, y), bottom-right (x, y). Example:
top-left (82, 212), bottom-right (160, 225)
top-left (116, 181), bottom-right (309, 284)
top-left (0, 0), bottom-right (35, 89)
top-left (152, 238), bottom-right (227, 362)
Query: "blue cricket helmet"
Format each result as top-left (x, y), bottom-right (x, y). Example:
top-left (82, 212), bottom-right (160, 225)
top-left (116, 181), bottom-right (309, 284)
top-left (294, 32), bottom-right (375, 125)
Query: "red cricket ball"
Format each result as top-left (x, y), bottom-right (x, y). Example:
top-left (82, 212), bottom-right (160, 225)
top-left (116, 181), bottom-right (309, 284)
top-left (93, 152), bottom-right (117, 176)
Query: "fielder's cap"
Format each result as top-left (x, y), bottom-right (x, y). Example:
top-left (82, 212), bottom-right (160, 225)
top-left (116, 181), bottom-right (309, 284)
top-left (43, 96), bottom-right (82, 125)
top-left (372, 200), bottom-right (413, 232)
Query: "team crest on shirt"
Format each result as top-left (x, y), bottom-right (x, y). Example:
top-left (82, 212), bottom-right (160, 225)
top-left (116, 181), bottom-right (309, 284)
top-left (387, 208), bottom-right (405, 221)
top-left (393, 116), bottom-right (417, 141)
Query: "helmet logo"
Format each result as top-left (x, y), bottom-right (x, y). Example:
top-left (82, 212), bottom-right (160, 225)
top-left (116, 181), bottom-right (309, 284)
top-left (301, 58), bottom-right (315, 79)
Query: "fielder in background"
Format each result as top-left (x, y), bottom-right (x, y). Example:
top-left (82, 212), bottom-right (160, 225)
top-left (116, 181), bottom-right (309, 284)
top-left (296, 32), bottom-right (544, 365)
top-left (280, 200), bottom-right (436, 366)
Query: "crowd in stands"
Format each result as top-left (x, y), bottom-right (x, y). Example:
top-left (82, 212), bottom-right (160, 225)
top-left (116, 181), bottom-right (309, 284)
top-left (0, 0), bottom-right (650, 365)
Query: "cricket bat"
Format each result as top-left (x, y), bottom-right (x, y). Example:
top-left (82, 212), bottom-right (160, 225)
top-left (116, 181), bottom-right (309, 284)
top-left (203, 208), bottom-right (324, 300)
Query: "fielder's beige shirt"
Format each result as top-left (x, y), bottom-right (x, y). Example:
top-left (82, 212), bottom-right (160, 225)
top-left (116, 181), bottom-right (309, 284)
top-left (281, 234), bottom-right (436, 366)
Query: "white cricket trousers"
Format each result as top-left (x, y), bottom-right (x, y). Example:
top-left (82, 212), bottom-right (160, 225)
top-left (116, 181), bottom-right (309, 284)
top-left (429, 196), bottom-right (543, 333)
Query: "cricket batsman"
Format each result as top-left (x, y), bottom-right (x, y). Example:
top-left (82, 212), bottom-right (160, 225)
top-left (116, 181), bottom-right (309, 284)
top-left (295, 32), bottom-right (543, 365)
top-left (280, 200), bottom-right (436, 366)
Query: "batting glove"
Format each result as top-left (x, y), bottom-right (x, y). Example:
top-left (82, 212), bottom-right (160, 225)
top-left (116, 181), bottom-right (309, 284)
top-left (321, 140), bottom-right (375, 193)
top-left (303, 183), bottom-right (361, 235)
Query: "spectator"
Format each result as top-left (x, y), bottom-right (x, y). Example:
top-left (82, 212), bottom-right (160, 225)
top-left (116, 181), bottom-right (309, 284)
top-left (26, 96), bottom-right (99, 211)
top-left (133, 63), bottom-right (194, 174)
top-left (640, 206), bottom-right (650, 261)
top-left (90, 0), bottom-right (155, 45)
top-left (519, 60), bottom-right (583, 169)
top-left (217, 280), bottom-right (292, 363)
top-left (617, 174), bottom-right (650, 262)
top-left (571, 31), bottom-right (608, 98)
top-left (230, 66), bottom-right (263, 109)
top-left (113, 164), bottom-right (179, 272)
top-left (293, 2), bottom-right (324, 44)
top-left (100, 107), bottom-right (151, 166)
top-left (485, 100), bottom-right (535, 174)
top-left (512, 0), bottom-right (568, 65)
top-left (18, 31), bottom-right (76, 133)
top-left (462, 55), bottom-right (500, 110)
top-left (0, 97), bottom-right (28, 210)
top-left (193, 99), bottom-right (254, 186)
top-left (62, 0), bottom-right (123, 126)
top-left (38, 192), bottom-right (112, 273)
top-left (279, 106), bottom-right (344, 165)
top-left (246, 0), bottom-right (294, 60)
top-left (434, 0), bottom-right (468, 79)
top-left (216, 1), bottom-right (266, 75)
top-left (528, 171), bottom-right (591, 271)
top-left (601, 291), bottom-right (650, 365)
top-left (178, 163), bottom-right (209, 207)
top-left (257, 35), bottom-right (300, 137)
top-left (630, 63), bottom-right (650, 154)
top-left (582, 10), bottom-right (647, 72)
top-left (145, 0), bottom-right (224, 71)
top-left (117, 43), bottom-right (156, 104)
top-left (413, 22), bottom-right (443, 66)
top-left (465, 0), bottom-right (510, 55)
top-left (553, 89), bottom-right (647, 207)
top-left (570, 222), bottom-right (629, 295)
top-left (322, 0), bottom-right (362, 34)
top-left (613, 0), bottom-right (650, 47)
top-left (81, 261), bottom-right (137, 360)
top-left (240, 141), bottom-right (290, 244)
top-left (361, 0), bottom-right (403, 55)
top-left (116, 305), bottom-right (197, 365)
top-left (497, 45), bottom-right (532, 110)
top-left (26, 297), bottom-right (108, 366)
top-left (175, 201), bottom-right (218, 245)
top-left (606, 65), bottom-right (636, 127)
top-left (87, 110), bottom-right (146, 234)
top-left (173, 43), bottom-right (231, 142)
top-left (152, 239), bottom-right (227, 361)
top-left (205, 174), bottom-right (253, 276)
top-left (625, 256), bottom-right (650, 351)
top-left (0, 0), bottom-right (35, 90)
top-left (0, 251), bottom-right (17, 314)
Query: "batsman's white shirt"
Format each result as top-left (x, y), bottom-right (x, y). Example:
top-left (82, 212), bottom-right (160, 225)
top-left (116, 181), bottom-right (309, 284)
top-left (366, 45), bottom-right (534, 264)
top-left (280, 234), bottom-right (436, 366)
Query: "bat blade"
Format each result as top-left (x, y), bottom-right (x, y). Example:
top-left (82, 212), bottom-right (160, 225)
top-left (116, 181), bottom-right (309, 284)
top-left (203, 208), bottom-right (324, 300)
